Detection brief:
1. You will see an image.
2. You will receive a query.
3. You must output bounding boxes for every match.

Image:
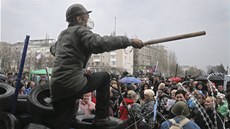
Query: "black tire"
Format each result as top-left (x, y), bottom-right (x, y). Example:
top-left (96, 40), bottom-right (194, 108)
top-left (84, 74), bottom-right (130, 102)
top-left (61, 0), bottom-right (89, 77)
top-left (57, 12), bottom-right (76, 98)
top-left (15, 114), bottom-right (32, 129)
top-left (0, 74), bottom-right (7, 82)
top-left (16, 98), bottom-right (28, 114)
top-left (23, 123), bottom-right (51, 129)
top-left (73, 115), bottom-right (124, 129)
top-left (27, 84), bottom-right (54, 127)
top-left (0, 112), bottom-right (21, 129)
top-left (0, 83), bottom-right (15, 111)
top-left (18, 94), bottom-right (28, 99)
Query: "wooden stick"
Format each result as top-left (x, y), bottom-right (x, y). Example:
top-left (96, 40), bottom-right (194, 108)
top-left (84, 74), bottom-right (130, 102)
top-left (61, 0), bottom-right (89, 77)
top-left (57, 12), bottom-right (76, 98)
top-left (144, 31), bottom-right (206, 46)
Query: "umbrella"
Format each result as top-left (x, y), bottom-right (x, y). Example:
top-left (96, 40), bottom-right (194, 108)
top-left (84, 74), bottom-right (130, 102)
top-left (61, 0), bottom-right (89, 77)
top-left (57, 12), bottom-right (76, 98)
top-left (196, 75), bottom-right (224, 81)
top-left (169, 77), bottom-right (182, 83)
top-left (195, 75), bottom-right (208, 81)
top-left (119, 77), bottom-right (141, 84)
top-left (208, 75), bottom-right (224, 81)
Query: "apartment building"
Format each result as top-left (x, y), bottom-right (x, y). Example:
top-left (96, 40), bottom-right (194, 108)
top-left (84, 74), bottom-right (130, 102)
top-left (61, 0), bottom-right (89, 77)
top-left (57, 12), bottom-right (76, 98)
top-left (88, 47), bottom-right (134, 75)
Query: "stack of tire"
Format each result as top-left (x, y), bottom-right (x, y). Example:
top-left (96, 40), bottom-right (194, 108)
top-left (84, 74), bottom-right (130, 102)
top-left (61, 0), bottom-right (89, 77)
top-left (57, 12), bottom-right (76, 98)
top-left (0, 83), bottom-right (20, 129)
top-left (0, 83), bottom-right (51, 129)
top-left (1, 82), bottom-right (134, 129)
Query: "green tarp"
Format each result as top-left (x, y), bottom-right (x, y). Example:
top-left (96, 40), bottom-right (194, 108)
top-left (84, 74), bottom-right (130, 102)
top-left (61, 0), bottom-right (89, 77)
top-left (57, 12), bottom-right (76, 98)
top-left (29, 68), bottom-right (52, 81)
top-left (30, 68), bottom-right (52, 75)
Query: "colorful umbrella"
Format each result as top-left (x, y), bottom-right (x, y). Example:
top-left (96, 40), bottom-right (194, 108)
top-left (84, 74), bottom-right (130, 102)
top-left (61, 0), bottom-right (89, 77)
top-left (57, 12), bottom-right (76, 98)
top-left (119, 77), bottom-right (141, 84)
top-left (169, 77), bottom-right (182, 83)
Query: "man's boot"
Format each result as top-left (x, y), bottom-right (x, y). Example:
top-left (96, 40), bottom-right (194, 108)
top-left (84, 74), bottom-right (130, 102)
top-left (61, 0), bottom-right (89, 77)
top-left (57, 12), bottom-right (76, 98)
top-left (92, 72), bottom-right (118, 126)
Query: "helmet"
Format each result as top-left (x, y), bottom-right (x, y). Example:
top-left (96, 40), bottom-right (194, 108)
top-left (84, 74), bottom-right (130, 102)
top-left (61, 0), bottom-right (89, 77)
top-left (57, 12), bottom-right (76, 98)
top-left (66, 4), bottom-right (92, 22)
top-left (171, 101), bottom-right (190, 116)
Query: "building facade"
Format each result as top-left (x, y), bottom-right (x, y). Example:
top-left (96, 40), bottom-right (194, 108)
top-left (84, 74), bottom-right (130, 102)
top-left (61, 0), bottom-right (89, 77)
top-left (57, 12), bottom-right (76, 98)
top-left (0, 39), bottom-right (55, 73)
top-left (1, 39), bottom-right (172, 76)
top-left (87, 47), bottom-right (134, 75)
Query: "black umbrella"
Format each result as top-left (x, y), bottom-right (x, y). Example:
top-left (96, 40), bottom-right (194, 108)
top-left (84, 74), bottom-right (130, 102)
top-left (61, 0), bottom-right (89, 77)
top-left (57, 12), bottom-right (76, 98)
top-left (195, 75), bottom-right (208, 81)
top-left (208, 75), bottom-right (224, 81)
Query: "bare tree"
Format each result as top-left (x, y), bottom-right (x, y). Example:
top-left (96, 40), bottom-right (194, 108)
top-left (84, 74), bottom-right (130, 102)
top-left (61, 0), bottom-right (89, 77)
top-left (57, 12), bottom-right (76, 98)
top-left (168, 50), bottom-right (178, 77)
top-left (0, 43), bottom-right (14, 72)
top-left (207, 64), bottom-right (227, 74)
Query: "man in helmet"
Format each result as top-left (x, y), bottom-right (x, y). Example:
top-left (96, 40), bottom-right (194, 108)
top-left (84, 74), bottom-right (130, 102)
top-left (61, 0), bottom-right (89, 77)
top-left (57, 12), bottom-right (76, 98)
top-left (50, 3), bottom-right (144, 129)
top-left (160, 101), bottom-right (200, 129)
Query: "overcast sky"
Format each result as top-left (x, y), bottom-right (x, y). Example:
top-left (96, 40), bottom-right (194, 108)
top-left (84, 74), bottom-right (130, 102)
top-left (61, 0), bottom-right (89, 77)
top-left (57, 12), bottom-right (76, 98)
top-left (1, 0), bottom-right (229, 71)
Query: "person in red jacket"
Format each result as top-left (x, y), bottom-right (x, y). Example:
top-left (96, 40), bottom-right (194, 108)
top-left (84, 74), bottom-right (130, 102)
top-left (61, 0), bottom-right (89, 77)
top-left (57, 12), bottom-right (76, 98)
top-left (119, 90), bottom-right (137, 120)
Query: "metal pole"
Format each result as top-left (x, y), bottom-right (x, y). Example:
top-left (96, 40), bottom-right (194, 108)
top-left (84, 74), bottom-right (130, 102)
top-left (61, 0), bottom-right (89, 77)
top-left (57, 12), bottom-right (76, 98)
top-left (185, 69), bottom-right (188, 80)
top-left (11, 35), bottom-right (30, 114)
top-left (227, 66), bottom-right (229, 75)
top-left (175, 63), bottom-right (178, 77)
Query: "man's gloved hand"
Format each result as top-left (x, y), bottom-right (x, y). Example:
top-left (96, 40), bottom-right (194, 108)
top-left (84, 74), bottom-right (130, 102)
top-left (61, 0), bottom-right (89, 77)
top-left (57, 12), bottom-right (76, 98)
top-left (130, 38), bottom-right (144, 49)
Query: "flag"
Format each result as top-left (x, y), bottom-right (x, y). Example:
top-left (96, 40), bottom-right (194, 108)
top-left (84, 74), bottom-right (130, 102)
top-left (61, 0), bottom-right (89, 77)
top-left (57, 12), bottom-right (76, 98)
top-left (153, 92), bottom-right (158, 122)
top-left (152, 61), bottom-right (158, 73)
top-left (36, 53), bottom-right (42, 60)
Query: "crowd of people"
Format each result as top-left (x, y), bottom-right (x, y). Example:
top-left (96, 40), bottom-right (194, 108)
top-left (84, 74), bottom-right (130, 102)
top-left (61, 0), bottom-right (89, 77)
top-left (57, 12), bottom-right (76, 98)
top-left (0, 71), bottom-right (229, 129)
top-left (107, 76), bottom-right (230, 129)
top-left (1, 71), bottom-right (230, 129)
top-left (73, 73), bottom-right (230, 129)
top-left (1, 2), bottom-right (229, 129)
top-left (0, 73), bottom-right (48, 95)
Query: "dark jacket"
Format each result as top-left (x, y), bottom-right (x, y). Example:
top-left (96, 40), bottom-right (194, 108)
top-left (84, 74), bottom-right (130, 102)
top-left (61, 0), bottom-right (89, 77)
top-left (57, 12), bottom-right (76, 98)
top-left (141, 100), bottom-right (155, 126)
top-left (194, 108), bottom-right (224, 129)
top-left (50, 24), bottom-right (131, 102)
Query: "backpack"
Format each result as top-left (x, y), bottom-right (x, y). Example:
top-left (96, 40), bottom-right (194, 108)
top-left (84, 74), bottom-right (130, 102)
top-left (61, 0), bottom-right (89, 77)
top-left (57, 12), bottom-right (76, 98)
top-left (169, 118), bottom-right (190, 129)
